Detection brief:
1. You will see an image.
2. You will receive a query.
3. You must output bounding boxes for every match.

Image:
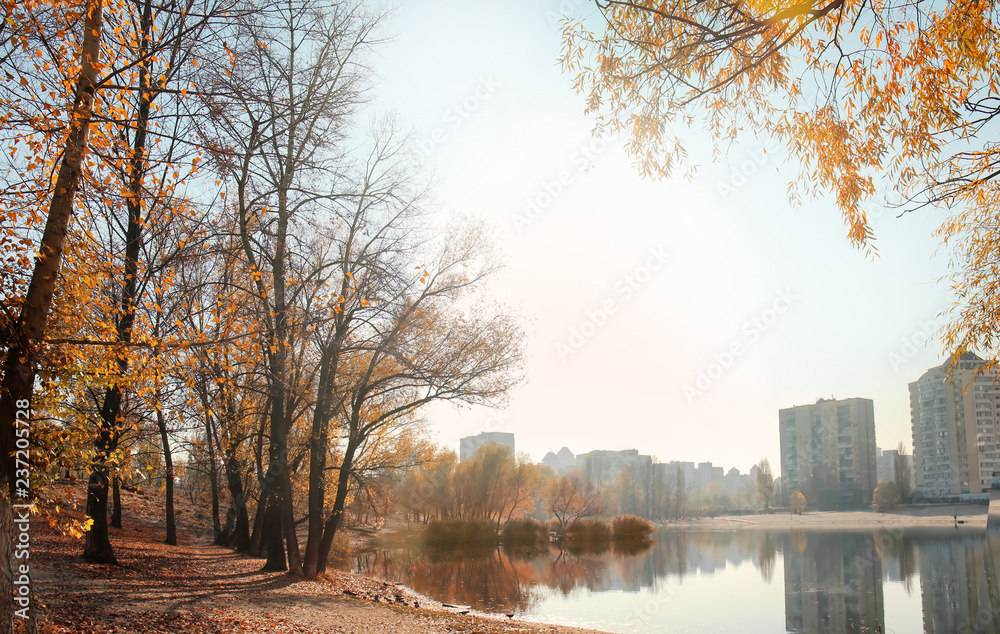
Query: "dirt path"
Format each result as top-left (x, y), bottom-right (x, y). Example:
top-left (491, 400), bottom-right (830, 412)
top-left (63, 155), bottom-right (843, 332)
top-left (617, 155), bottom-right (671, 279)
top-left (30, 486), bottom-right (611, 634)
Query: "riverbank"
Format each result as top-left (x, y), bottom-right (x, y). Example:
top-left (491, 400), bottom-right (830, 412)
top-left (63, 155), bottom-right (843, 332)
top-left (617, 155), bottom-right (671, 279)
top-left (32, 485), bottom-right (612, 634)
top-left (660, 504), bottom-right (989, 531)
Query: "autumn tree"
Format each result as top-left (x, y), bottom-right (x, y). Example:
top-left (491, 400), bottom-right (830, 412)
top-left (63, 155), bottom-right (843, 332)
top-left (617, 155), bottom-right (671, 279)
top-left (562, 0), bottom-right (1000, 369)
top-left (398, 446), bottom-right (457, 524)
top-left (872, 480), bottom-right (899, 512)
top-left (308, 220), bottom-right (525, 576)
top-left (448, 443), bottom-right (543, 528)
top-left (789, 490), bottom-right (806, 515)
top-left (756, 458), bottom-right (775, 511)
top-left (547, 472), bottom-right (604, 536)
top-left (201, 0), bottom-right (383, 573)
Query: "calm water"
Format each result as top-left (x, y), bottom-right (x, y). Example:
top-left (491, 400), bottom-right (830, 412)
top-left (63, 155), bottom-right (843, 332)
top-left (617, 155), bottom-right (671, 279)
top-left (352, 526), bottom-right (1000, 633)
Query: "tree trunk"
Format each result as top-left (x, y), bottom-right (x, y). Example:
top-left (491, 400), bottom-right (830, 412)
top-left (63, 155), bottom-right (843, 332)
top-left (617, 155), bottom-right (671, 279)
top-left (248, 492), bottom-right (267, 557)
top-left (280, 466), bottom-right (302, 573)
top-left (110, 473), bottom-right (122, 529)
top-left (156, 405), bottom-right (176, 545)
top-left (261, 492), bottom-right (286, 570)
top-left (83, 387), bottom-right (120, 564)
top-left (206, 414), bottom-right (221, 541)
top-left (222, 447), bottom-right (250, 551)
top-left (303, 347), bottom-right (337, 577)
top-left (315, 443), bottom-right (355, 575)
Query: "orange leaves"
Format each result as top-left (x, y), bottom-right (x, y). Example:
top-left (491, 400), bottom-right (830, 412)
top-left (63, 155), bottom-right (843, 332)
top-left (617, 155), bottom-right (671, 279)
top-left (562, 0), bottom-right (1000, 257)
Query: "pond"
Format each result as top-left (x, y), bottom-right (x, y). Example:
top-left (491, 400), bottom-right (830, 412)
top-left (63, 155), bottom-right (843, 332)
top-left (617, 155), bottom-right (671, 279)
top-left (351, 525), bottom-right (1000, 633)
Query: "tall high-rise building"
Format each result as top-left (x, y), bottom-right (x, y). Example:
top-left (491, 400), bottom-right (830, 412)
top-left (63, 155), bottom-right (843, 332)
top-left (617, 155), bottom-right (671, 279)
top-left (779, 397), bottom-right (877, 509)
top-left (910, 353), bottom-right (1000, 498)
top-left (459, 431), bottom-right (515, 461)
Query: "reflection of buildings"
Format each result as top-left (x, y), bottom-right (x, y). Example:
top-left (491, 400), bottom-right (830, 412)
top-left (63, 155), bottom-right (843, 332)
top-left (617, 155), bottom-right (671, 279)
top-left (978, 474), bottom-right (1000, 634)
top-left (910, 353), bottom-right (1000, 498)
top-left (909, 477), bottom-right (1000, 634)
top-left (916, 536), bottom-right (984, 632)
top-left (782, 533), bottom-right (885, 633)
top-left (459, 432), bottom-right (515, 461)
top-left (779, 397), bottom-right (877, 508)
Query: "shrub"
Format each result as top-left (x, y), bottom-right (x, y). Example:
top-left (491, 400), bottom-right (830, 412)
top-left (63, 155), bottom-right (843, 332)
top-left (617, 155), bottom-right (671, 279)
top-left (872, 481), bottom-right (899, 512)
top-left (326, 530), bottom-right (352, 564)
top-left (789, 491), bottom-right (806, 515)
top-left (501, 518), bottom-right (550, 548)
top-left (610, 514), bottom-right (655, 540)
top-left (424, 519), bottom-right (498, 546)
top-left (564, 518), bottom-right (611, 542)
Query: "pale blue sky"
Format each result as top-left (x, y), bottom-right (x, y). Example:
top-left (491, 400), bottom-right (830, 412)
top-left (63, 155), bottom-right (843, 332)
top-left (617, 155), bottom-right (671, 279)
top-left (365, 0), bottom-right (954, 473)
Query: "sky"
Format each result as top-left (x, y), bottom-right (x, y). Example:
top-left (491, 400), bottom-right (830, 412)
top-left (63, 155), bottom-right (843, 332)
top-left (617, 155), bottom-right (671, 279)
top-left (361, 0), bottom-right (955, 474)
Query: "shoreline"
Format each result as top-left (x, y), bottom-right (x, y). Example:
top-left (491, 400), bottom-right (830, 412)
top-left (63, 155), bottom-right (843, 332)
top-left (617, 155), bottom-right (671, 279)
top-left (33, 483), bottom-right (614, 634)
top-left (658, 504), bottom-right (989, 531)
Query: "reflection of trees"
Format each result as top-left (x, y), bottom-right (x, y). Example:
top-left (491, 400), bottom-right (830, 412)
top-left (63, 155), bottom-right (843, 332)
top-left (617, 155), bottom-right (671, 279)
top-left (758, 534), bottom-right (777, 582)
top-left (353, 546), bottom-right (540, 613)
top-left (614, 539), bottom-right (653, 558)
top-left (546, 549), bottom-right (605, 594)
top-left (873, 530), bottom-right (917, 593)
top-left (898, 538), bottom-right (917, 593)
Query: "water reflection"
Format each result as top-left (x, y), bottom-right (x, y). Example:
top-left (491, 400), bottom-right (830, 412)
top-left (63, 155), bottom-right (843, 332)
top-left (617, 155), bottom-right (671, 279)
top-left (352, 527), bottom-right (1000, 633)
top-left (782, 531), bottom-right (883, 632)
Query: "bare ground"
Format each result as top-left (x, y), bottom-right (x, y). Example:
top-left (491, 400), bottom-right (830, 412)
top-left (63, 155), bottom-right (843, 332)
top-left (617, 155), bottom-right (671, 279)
top-left (27, 485), bottom-right (610, 634)
top-left (659, 503), bottom-right (989, 531)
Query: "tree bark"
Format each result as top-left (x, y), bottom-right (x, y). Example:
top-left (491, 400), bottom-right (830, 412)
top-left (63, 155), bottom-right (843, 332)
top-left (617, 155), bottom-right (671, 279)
top-left (82, 387), bottom-right (118, 564)
top-left (205, 412), bottom-right (221, 541)
top-left (248, 408), bottom-right (268, 557)
top-left (248, 492), bottom-right (267, 557)
top-left (110, 473), bottom-right (121, 529)
top-left (315, 440), bottom-right (356, 575)
top-left (303, 346), bottom-right (339, 577)
top-left (221, 447), bottom-right (249, 551)
top-left (261, 492), bottom-right (286, 570)
top-left (156, 405), bottom-right (176, 545)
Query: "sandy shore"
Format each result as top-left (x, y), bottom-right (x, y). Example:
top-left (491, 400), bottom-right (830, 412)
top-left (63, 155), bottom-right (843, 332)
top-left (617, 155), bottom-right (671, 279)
top-left (659, 504), bottom-right (989, 531)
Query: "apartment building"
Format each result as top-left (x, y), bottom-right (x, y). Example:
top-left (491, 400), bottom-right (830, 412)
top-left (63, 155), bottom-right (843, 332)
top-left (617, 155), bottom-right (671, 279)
top-left (459, 431), bottom-right (515, 461)
top-left (779, 397), bottom-right (878, 509)
top-left (910, 353), bottom-right (1000, 498)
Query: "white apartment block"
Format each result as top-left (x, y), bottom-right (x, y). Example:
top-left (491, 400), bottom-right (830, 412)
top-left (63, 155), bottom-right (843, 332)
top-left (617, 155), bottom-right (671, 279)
top-left (910, 353), bottom-right (1000, 498)
top-left (779, 397), bottom-right (878, 509)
